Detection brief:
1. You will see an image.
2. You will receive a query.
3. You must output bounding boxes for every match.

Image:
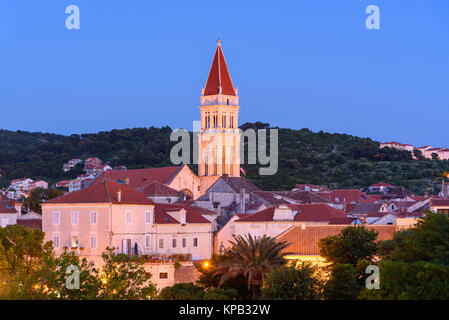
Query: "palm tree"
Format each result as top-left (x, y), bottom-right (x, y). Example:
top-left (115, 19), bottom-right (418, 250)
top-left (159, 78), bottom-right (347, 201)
top-left (216, 234), bottom-right (291, 299)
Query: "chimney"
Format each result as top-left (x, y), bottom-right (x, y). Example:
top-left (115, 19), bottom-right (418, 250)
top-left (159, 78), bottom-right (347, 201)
top-left (125, 177), bottom-right (130, 185)
top-left (240, 188), bottom-right (246, 213)
top-left (117, 189), bottom-right (122, 202)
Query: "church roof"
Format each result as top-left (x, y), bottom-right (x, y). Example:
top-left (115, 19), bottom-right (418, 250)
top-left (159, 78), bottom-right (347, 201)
top-left (137, 181), bottom-right (179, 197)
top-left (203, 40), bottom-right (236, 96)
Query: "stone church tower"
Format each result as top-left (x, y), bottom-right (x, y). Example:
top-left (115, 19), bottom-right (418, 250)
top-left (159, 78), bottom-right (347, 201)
top-left (198, 40), bottom-right (241, 177)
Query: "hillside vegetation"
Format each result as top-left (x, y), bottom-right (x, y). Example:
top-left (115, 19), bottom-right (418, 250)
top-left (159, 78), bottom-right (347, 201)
top-left (0, 123), bottom-right (447, 194)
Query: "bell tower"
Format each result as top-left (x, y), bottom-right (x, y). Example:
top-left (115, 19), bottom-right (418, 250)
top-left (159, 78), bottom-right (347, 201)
top-left (198, 40), bottom-right (241, 177)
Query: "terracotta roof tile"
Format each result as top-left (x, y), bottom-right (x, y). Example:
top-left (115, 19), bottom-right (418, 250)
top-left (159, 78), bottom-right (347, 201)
top-left (137, 181), bottom-right (179, 197)
top-left (204, 41), bottom-right (236, 96)
top-left (277, 225), bottom-right (396, 255)
top-left (94, 166), bottom-right (182, 189)
top-left (431, 199), bottom-right (449, 207)
top-left (45, 179), bottom-right (154, 205)
top-left (0, 200), bottom-right (17, 213)
top-left (154, 203), bottom-right (211, 224)
top-left (237, 204), bottom-right (347, 223)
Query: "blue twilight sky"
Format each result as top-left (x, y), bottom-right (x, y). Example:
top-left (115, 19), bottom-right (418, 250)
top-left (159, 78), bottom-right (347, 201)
top-left (0, 0), bottom-right (448, 147)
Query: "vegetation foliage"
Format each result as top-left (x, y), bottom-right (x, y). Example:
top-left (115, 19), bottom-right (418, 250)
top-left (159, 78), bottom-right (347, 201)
top-left (1, 123), bottom-right (448, 194)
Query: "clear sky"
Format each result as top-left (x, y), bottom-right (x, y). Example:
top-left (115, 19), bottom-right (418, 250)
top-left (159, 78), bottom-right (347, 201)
top-left (0, 0), bottom-right (448, 147)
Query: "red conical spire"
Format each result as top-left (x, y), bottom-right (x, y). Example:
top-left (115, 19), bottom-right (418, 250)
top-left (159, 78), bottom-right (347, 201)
top-left (203, 39), bottom-right (236, 96)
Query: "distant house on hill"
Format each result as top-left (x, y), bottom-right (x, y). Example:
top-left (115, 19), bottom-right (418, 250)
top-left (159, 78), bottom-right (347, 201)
top-left (368, 182), bottom-right (395, 193)
top-left (380, 141), bottom-right (414, 152)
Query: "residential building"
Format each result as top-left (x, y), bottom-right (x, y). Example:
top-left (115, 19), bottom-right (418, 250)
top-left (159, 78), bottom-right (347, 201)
top-left (0, 198), bottom-right (20, 228)
top-left (10, 178), bottom-right (33, 191)
top-left (42, 179), bottom-right (213, 267)
top-left (368, 182), bottom-right (395, 193)
top-left (380, 142), bottom-right (414, 152)
top-left (277, 225), bottom-right (396, 265)
top-left (215, 203), bottom-right (348, 251)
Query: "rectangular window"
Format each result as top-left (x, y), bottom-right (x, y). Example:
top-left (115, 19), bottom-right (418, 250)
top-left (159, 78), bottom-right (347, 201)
top-left (159, 239), bottom-right (164, 249)
top-left (71, 236), bottom-right (79, 248)
top-left (90, 211), bottom-right (97, 225)
top-left (53, 236), bottom-right (60, 248)
top-left (71, 211), bottom-right (78, 225)
top-left (90, 236), bottom-right (97, 249)
top-left (159, 272), bottom-right (168, 279)
top-left (126, 211), bottom-right (132, 224)
top-left (172, 239), bottom-right (177, 248)
top-left (193, 238), bottom-right (198, 247)
top-left (145, 211), bottom-right (151, 224)
top-left (182, 238), bottom-right (186, 248)
top-left (53, 211), bottom-right (60, 225)
top-left (145, 235), bottom-right (151, 248)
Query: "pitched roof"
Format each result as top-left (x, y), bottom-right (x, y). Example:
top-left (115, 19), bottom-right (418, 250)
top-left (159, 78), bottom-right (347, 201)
top-left (284, 190), bottom-right (331, 204)
top-left (388, 186), bottom-right (414, 198)
top-left (94, 166), bottom-right (182, 189)
top-left (328, 217), bottom-right (356, 225)
top-left (294, 204), bottom-right (347, 222)
top-left (137, 181), bottom-right (179, 197)
top-left (430, 199), bottom-right (449, 207)
top-left (277, 225), bottom-right (396, 255)
top-left (237, 204), bottom-right (347, 223)
top-left (0, 200), bottom-right (17, 213)
top-left (370, 182), bottom-right (394, 187)
top-left (327, 189), bottom-right (377, 203)
top-left (154, 204), bottom-right (211, 224)
top-left (251, 191), bottom-right (292, 205)
top-left (349, 202), bottom-right (385, 214)
top-left (203, 40), bottom-right (236, 96)
top-left (45, 179), bottom-right (154, 205)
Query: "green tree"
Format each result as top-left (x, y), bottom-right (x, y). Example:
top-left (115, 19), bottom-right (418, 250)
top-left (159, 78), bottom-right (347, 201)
top-left (261, 263), bottom-right (323, 300)
top-left (97, 247), bottom-right (157, 300)
top-left (203, 288), bottom-right (238, 300)
top-left (196, 254), bottom-right (251, 299)
top-left (0, 225), bottom-right (54, 299)
top-left (44, 250), bottom-right (100, 300)
top-left (157, 283), bottom-right (205, 300)
top-left (21, 187), bottom-right (64, 214)
top-left (215, 234), bottom-right (291, 299)
top-left (359, 261), bottom-right (449, 300)
top-left (323, 262), bottom-right (369, 300)
top-left (378, 212), bottom-right (449, 265)
top-left (319, 226), bottom-right (378, 265)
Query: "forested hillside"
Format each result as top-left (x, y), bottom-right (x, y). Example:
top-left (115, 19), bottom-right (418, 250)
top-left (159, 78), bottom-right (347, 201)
top-left (0, 123), bottom-right (448, 194)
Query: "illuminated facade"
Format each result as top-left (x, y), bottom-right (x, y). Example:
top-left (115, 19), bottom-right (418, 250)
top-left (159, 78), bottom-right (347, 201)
top-left (198, 40), bottom-right (241, 177)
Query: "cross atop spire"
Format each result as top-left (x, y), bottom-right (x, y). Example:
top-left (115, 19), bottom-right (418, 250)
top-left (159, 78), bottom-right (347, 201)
top-left (203, 40), bottom-right (236, 96)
